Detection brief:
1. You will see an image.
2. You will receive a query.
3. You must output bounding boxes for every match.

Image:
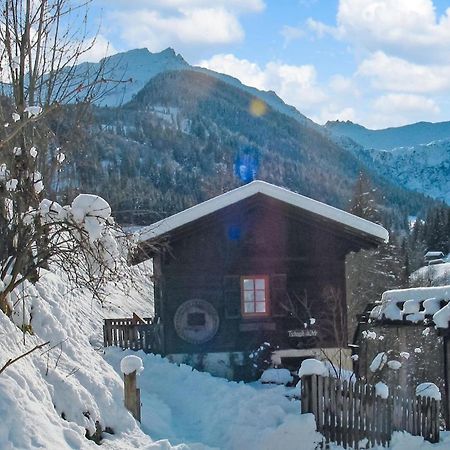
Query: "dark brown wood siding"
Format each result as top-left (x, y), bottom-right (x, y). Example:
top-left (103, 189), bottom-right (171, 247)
top-left (152, 194), bottom-right (361, 354)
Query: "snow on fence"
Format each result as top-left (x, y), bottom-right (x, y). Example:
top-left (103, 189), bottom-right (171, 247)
top-left (301, 374), bottom-right (440, 449)
top-left (103, 315), bottom-right (163, 353)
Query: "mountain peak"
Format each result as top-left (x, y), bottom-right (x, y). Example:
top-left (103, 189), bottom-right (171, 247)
top-left (128, 47), bottom-right (151, 55)
top-left (325, 120), bottom-right (363, 129)
top-left (158, 47), bottom-right (188, 64)
top-left (160, 47), bottom-right (176, 56)
top-left (91, 47), bottom-right (189, 107)
top-left (103, 47), bottom-right (187, 65)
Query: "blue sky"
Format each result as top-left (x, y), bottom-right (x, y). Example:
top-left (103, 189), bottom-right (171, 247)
top-left (86, 0), bottom-right (450, 129)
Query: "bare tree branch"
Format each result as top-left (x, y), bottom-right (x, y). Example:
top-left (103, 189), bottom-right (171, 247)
top-left (0, 340), bottom-right (49, 375)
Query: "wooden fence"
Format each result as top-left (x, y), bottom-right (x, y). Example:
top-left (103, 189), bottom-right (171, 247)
top-left (103, 315), bottom-right (163, 354)
top-left (301, 374), bottom-right (440, 449)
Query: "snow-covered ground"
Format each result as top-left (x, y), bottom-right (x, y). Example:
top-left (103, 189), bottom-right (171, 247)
top-left (0, 263), bottom-right (163, 450)
top-left (106, 349), bottom-right (320, 450)
top-left (1, 262), bottom-right (450, 449)
top-left (411, 262), bottom-right (450, 287)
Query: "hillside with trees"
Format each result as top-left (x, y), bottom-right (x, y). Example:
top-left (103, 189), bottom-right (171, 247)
top-left (47, 70), bottom-right (439, 229)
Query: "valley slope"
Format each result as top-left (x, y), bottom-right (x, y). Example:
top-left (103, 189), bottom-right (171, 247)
top-left (326, 121), bottom-right (450, 204)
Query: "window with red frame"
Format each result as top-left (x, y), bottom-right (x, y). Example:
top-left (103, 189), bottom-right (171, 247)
top-left (241, 276), bottom-right (269, 316)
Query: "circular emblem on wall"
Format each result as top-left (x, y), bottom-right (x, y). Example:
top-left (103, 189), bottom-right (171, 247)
top-left (174, 299), bottom-right (220, 344)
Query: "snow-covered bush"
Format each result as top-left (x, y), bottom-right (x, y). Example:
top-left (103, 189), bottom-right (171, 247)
top-left (370, 352), bottom-right (387, 373)
top-left (249, 342), bottom-right (275, 376)
top-left (1, 184), bottom-right (134, 321)
top-left (0, 0), bottom-right (131, 325)
top-left (368, 350), bottom-right (409, 384)
top-left (375, 381), bottom-right (389, 399)
top-left (260, 368), bottom-right (293, 385)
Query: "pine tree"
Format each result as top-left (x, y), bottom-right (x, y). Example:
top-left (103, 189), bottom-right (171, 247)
top-left (349, 172), bottom-right (381, 223)
top-left (346, 173), bottom-right (407, 337)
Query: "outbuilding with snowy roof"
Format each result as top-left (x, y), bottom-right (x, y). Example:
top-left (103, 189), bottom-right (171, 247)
top-left (134, 180), bottom-right (388, 379)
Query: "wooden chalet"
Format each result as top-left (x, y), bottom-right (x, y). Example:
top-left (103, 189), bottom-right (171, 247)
top-left (135, 181), bottom-right (388, 379)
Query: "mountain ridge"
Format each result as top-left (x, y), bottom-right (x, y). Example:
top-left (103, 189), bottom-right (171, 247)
top-left (325, 119), bottom-right (450, 151)
top-left (81, 47), bottom-right (317, 130)
top-left (67, 68), bottom-right (436, 227)
top-left (50, 47), bottom-right (447, 224)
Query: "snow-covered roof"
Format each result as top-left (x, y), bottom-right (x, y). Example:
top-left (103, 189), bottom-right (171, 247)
top-left (425, 251), bottom-right (445, 259)
top-left (138, 180), bottom-right (389, 243)
top-left (369, 286), bottom-right (450, 329)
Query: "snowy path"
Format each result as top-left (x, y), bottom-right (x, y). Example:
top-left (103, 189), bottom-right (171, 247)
top-left (105, 349), bottom-right (321, 450)
top-left (105, 350), bottom-right (450, 450)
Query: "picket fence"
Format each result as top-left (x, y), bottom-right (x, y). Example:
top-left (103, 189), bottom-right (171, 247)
top-left (301, 374), bottom-right (440, 448)
top-left (103, 315), bottom-right (163, 353)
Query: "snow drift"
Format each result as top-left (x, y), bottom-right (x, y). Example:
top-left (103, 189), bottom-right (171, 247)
top-left (0, 263), bottom-right (167, 450)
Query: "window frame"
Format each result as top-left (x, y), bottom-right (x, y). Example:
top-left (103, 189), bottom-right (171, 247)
top-left (240, 275), bottom-right (270, 318)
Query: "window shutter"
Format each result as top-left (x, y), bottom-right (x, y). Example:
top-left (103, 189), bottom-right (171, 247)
top-left (270, 274), bottom-right (288, 317)
top-left (223, 275), bottom-right (241, 318)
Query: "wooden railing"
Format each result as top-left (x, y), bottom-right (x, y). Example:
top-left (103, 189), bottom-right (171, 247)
top-left (103, 315), bottom-right (163, 354)
top-left (301, 374), bottom-right (440, 449)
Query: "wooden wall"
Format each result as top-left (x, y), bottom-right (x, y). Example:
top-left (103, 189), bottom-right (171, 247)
top-left (152, 194), bottom-right (367, 355)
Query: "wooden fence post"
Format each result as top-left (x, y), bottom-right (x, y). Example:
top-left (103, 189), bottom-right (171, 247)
top-left (124, 370), bottom-right (141, 422)
top-left (301, 375), bottom-right (313, 414)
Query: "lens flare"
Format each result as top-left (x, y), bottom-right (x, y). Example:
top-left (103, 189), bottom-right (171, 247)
top-left (249, 98), bottom-right (267, 117)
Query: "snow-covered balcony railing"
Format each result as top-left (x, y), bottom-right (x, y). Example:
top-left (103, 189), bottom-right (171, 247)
top-left (103, 314), bottom-right (163, 353)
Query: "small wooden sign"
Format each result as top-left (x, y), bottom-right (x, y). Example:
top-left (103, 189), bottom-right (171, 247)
top-left (288, 329), bottom-right (318, 338)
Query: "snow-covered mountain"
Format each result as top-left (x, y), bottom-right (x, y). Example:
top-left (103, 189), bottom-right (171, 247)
top-left (81, 47), bottom-right (316, 128)
top-left (76, 48), bottom-right (189, 107)
top-left (324, 120), bottom-right (450, 151)
top-left (359, 140), bottom-right (450, 204)
top-left (325, 120), bottom-right (450, 205)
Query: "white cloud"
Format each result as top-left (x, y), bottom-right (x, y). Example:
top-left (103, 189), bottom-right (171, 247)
top-left (312, 105), bottom-right (357, 125)
top-left (303, 0), bottom-right (450, 127)
top-left (78, 35), bottom-right (118, 63)
top-left (373, 93), bottom-right (439, 115)
top-left (280, 25), bottom-right (305, 47)
top-left (199, 54), bottom-right (267, 88)
top-left (198, 53), bottom-right (448, 129)
top-left (357, 51), bottom-right (450, 94)
top-left (307, 18), bottom-right (341, 39)
top-left (309, 0), bottom-right (450, 64)
top-left (369, 93), bottom-right (440, 128)
top-left (328, 74), bottom-right (360, 96)
top-left (198, 53), bottom-right (327, 113)
top-left (104, 1), bottom-right (265, 52)
top-left (104, 0), bottom-right (265, 14)
top-left (109, 7), bottom-right (244, 50)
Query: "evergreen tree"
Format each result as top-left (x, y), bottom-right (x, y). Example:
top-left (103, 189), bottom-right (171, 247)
top-left (346, 174), bottom-right (407, 337)
top-left (349, 172), bottom-right (381, 223)
top-left (405, 204), bottom-right (450, 278)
